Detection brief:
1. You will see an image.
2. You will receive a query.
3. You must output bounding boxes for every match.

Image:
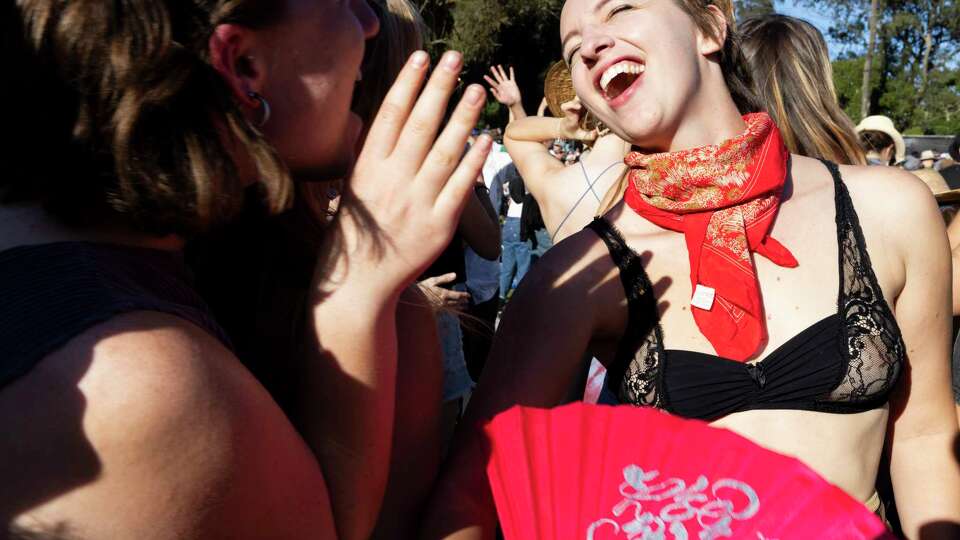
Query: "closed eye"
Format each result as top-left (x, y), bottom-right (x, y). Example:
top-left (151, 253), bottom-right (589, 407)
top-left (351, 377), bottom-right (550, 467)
top-left (608, 4), bottom-right (632, 18)
top-left (566, 46), bottom-right (581, 65)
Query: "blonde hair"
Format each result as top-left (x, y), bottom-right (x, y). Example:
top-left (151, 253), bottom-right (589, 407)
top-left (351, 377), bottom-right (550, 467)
top-left (740, 15), bottom-right (866, 165)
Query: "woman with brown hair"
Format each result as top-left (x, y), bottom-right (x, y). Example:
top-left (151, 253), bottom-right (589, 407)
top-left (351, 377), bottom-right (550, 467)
top-left (0, 1), bottom-right (491, 538)
top-left (740, 14), bottom-right (866, 166)
top-left (424, 0), bottom-right (960, 538)
top-left (191, 3), bottom-right (500, 536)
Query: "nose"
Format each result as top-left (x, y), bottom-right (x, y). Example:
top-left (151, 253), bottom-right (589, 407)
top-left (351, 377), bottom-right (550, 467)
top-left (353, 0), bottom-right (380, 39)
top-left (579, 27), bottom-right (614, 66)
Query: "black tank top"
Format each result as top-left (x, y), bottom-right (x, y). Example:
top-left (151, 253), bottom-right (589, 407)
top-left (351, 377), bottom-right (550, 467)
top-left (0, 241), bottom-right (230, 389)
top-left (588, 160), bottom-right (905, 420)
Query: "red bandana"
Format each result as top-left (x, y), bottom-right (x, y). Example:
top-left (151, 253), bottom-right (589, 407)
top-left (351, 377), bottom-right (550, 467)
top-left (623, 113), bottom-right (796, 361)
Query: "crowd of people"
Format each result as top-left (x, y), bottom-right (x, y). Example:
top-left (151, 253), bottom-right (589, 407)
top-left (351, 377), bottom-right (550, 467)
top-left (2, 0), bottom-right (959, 539)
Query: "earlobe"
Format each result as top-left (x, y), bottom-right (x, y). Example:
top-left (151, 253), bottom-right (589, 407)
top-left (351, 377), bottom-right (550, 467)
top-left (208, 24), bottom-right (267, 110)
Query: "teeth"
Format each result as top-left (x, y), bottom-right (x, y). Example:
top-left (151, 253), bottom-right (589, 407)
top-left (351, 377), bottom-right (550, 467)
top-left (600, 61), bottom-right (645, 94)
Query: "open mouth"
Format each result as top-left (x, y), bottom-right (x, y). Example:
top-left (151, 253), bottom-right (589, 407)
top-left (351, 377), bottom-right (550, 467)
top-left (598, 60), bottom-right (645, 102)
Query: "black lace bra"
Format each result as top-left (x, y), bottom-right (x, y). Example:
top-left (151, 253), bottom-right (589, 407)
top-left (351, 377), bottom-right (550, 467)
top-left (588, 160), bottom-right (905, 421)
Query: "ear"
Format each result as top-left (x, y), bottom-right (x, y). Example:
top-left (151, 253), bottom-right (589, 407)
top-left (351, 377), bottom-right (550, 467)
top-left (697, 4), bottom-right (728, 57)
top-left (208, 24), bottom-right (270, 112)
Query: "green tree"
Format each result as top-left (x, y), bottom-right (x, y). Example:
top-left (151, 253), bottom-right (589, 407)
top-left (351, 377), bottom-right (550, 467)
top-left (802, 0), bottom-right (960, 134)
top-left (416, 0), bottom-right (565, 127)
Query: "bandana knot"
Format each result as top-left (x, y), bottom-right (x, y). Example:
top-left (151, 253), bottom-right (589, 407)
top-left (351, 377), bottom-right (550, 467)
top-left (623, 113), bottom-right (797, 361)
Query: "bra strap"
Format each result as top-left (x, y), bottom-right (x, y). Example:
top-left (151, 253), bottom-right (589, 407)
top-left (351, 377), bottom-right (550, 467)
top-left (586, 217), bottom-right (657, 327)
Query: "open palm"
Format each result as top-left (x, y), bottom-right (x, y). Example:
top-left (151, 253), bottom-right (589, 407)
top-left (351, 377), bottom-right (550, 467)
top-left (484, 65), bottom-right (522, 107)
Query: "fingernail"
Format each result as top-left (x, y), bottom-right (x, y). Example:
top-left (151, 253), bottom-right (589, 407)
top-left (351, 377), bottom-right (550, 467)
top-left (465, 85), bottom-right (485, 105)
top-left (477, 134), bottom-right (493, 150)
top-left (410, 51), bottom-right (428, 68)
top-left (441, 51), bottom-right (462, 72)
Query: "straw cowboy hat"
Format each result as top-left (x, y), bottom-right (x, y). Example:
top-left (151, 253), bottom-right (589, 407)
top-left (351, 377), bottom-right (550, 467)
top-left (543, 61), bottom-right (576, 119)
top-left (920, 149), bottom-right (937, 161)
top-left (855, 115), bottom-right (906, 165)
top-left (914, 168), bottom-right (950, 195)
top-left (543, 61), bottom-right (601, 132)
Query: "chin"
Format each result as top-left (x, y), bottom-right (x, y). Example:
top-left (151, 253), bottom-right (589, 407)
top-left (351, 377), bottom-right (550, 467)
top-left (602, 110), bottom-right (666, 150)
top-left (290, 150), bottom-right (355, 183)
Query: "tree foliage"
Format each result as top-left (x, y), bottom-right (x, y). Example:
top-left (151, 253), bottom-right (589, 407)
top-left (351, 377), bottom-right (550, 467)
top-left (801, 0), bottom-right (960, 134)
top-left (415, 0), bottom-right (565, 127)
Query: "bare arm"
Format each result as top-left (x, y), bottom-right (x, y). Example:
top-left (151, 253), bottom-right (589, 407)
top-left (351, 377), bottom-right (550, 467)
top-left (300, 51), bottom-right (491, 540)
top-left (458, 183), bottom-right (501, 260)
top-left (372, 286), bottom-right (444, 538)
top-left (503, 100), bottom-right (606, 216)
top-left (421, 233), bottom-right (626, 539)
top-left (886, 175), bottom-right (960, 538)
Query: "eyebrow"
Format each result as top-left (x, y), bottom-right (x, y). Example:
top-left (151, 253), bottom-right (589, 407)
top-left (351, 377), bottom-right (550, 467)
top-left (561, 0), bottom-right (617, 52)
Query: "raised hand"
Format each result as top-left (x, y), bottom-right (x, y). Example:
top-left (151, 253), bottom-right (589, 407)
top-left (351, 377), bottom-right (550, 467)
top-left (484, 65), bottom-right (522, 108)
top-left (559, 98), bottom-right (599, 143)
top-left (325, 50), bottom-right (492, 297)
top-left (303, 50), bottom-right (491, 540)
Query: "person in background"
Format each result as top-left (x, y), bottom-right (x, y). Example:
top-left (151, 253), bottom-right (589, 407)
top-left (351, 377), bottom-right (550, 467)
top-left (943, 136), bottom-right (960, 188)
top-left (912, 163), bottom-right (950, 197)
top-left (461, 141), bottom-right (506, 381)
top-left (740, 14), bottom-right (866, 165)
top-left (921, 149), bottom-right (938, 169)
top-left (550, 139), bottom-right (567, 160)
top-left (417, 174), bottom-right (501, 452)
top-left (487, 64), bottom-right (631, 244)
top-left (509, 172), bottom-right (553, 264)
top-left (856, 115), bottom-right (906, 167)
top-left (498, 163), bottom-right (533, 304)
top-left (489, 64), bottom-right (631, 402)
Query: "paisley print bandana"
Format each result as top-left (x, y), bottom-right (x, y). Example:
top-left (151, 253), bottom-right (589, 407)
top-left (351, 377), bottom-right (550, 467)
top-left (623, 113), bottom-right (797, 361)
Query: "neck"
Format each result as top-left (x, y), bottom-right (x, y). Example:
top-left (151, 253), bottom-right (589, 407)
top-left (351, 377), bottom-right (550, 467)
top-left (865, 151), bottom-right (888, 165)
top-left (667, 89), bottom-right (746, 153)
top-left (666, 73), bottom-right (746, 152)
top-left (0, 204), bottom-right (184, 254)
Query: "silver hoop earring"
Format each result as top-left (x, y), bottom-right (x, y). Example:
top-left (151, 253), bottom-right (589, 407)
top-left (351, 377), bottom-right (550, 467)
top-left (247, 91), bottom-right (271, 127)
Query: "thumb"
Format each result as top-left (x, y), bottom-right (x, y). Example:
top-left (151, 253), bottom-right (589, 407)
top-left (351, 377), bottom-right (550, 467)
top-left (434, 272), bottom-right (458, 285)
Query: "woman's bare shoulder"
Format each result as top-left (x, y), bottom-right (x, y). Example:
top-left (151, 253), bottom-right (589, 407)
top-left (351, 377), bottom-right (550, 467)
top-left (792, 155), bottom-right (941, 236)
top-left (536, 225), bottom-right (619, 285)
top-left (838, 162), bottom-right (943, 241)
top-left (1, 311), bottom-right (333, 538)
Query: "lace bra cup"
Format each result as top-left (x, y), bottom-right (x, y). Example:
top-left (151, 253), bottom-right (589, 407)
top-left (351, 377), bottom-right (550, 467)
top-left (590, 160), bottom-right (905, 421)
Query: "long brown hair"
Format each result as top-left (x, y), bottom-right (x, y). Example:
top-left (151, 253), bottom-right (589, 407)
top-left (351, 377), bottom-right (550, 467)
top-left (740, 14), bottom-right (866, 165)
top-left (2, 0), bottom-right (291, 236)
top-left (352, 0), bottom-right (427, 127)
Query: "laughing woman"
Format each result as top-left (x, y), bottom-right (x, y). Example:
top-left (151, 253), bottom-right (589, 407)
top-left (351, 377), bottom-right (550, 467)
top-left (423, 0), bottom-right (960, 538)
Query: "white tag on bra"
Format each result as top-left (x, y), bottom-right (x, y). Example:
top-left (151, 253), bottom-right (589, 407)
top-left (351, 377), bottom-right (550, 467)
top-left (691, 284), bottom-right (716, 311)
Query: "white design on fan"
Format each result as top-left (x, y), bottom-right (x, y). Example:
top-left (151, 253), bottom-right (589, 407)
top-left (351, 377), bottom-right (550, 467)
top-left (586, 465), bottom-right (762, 540)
